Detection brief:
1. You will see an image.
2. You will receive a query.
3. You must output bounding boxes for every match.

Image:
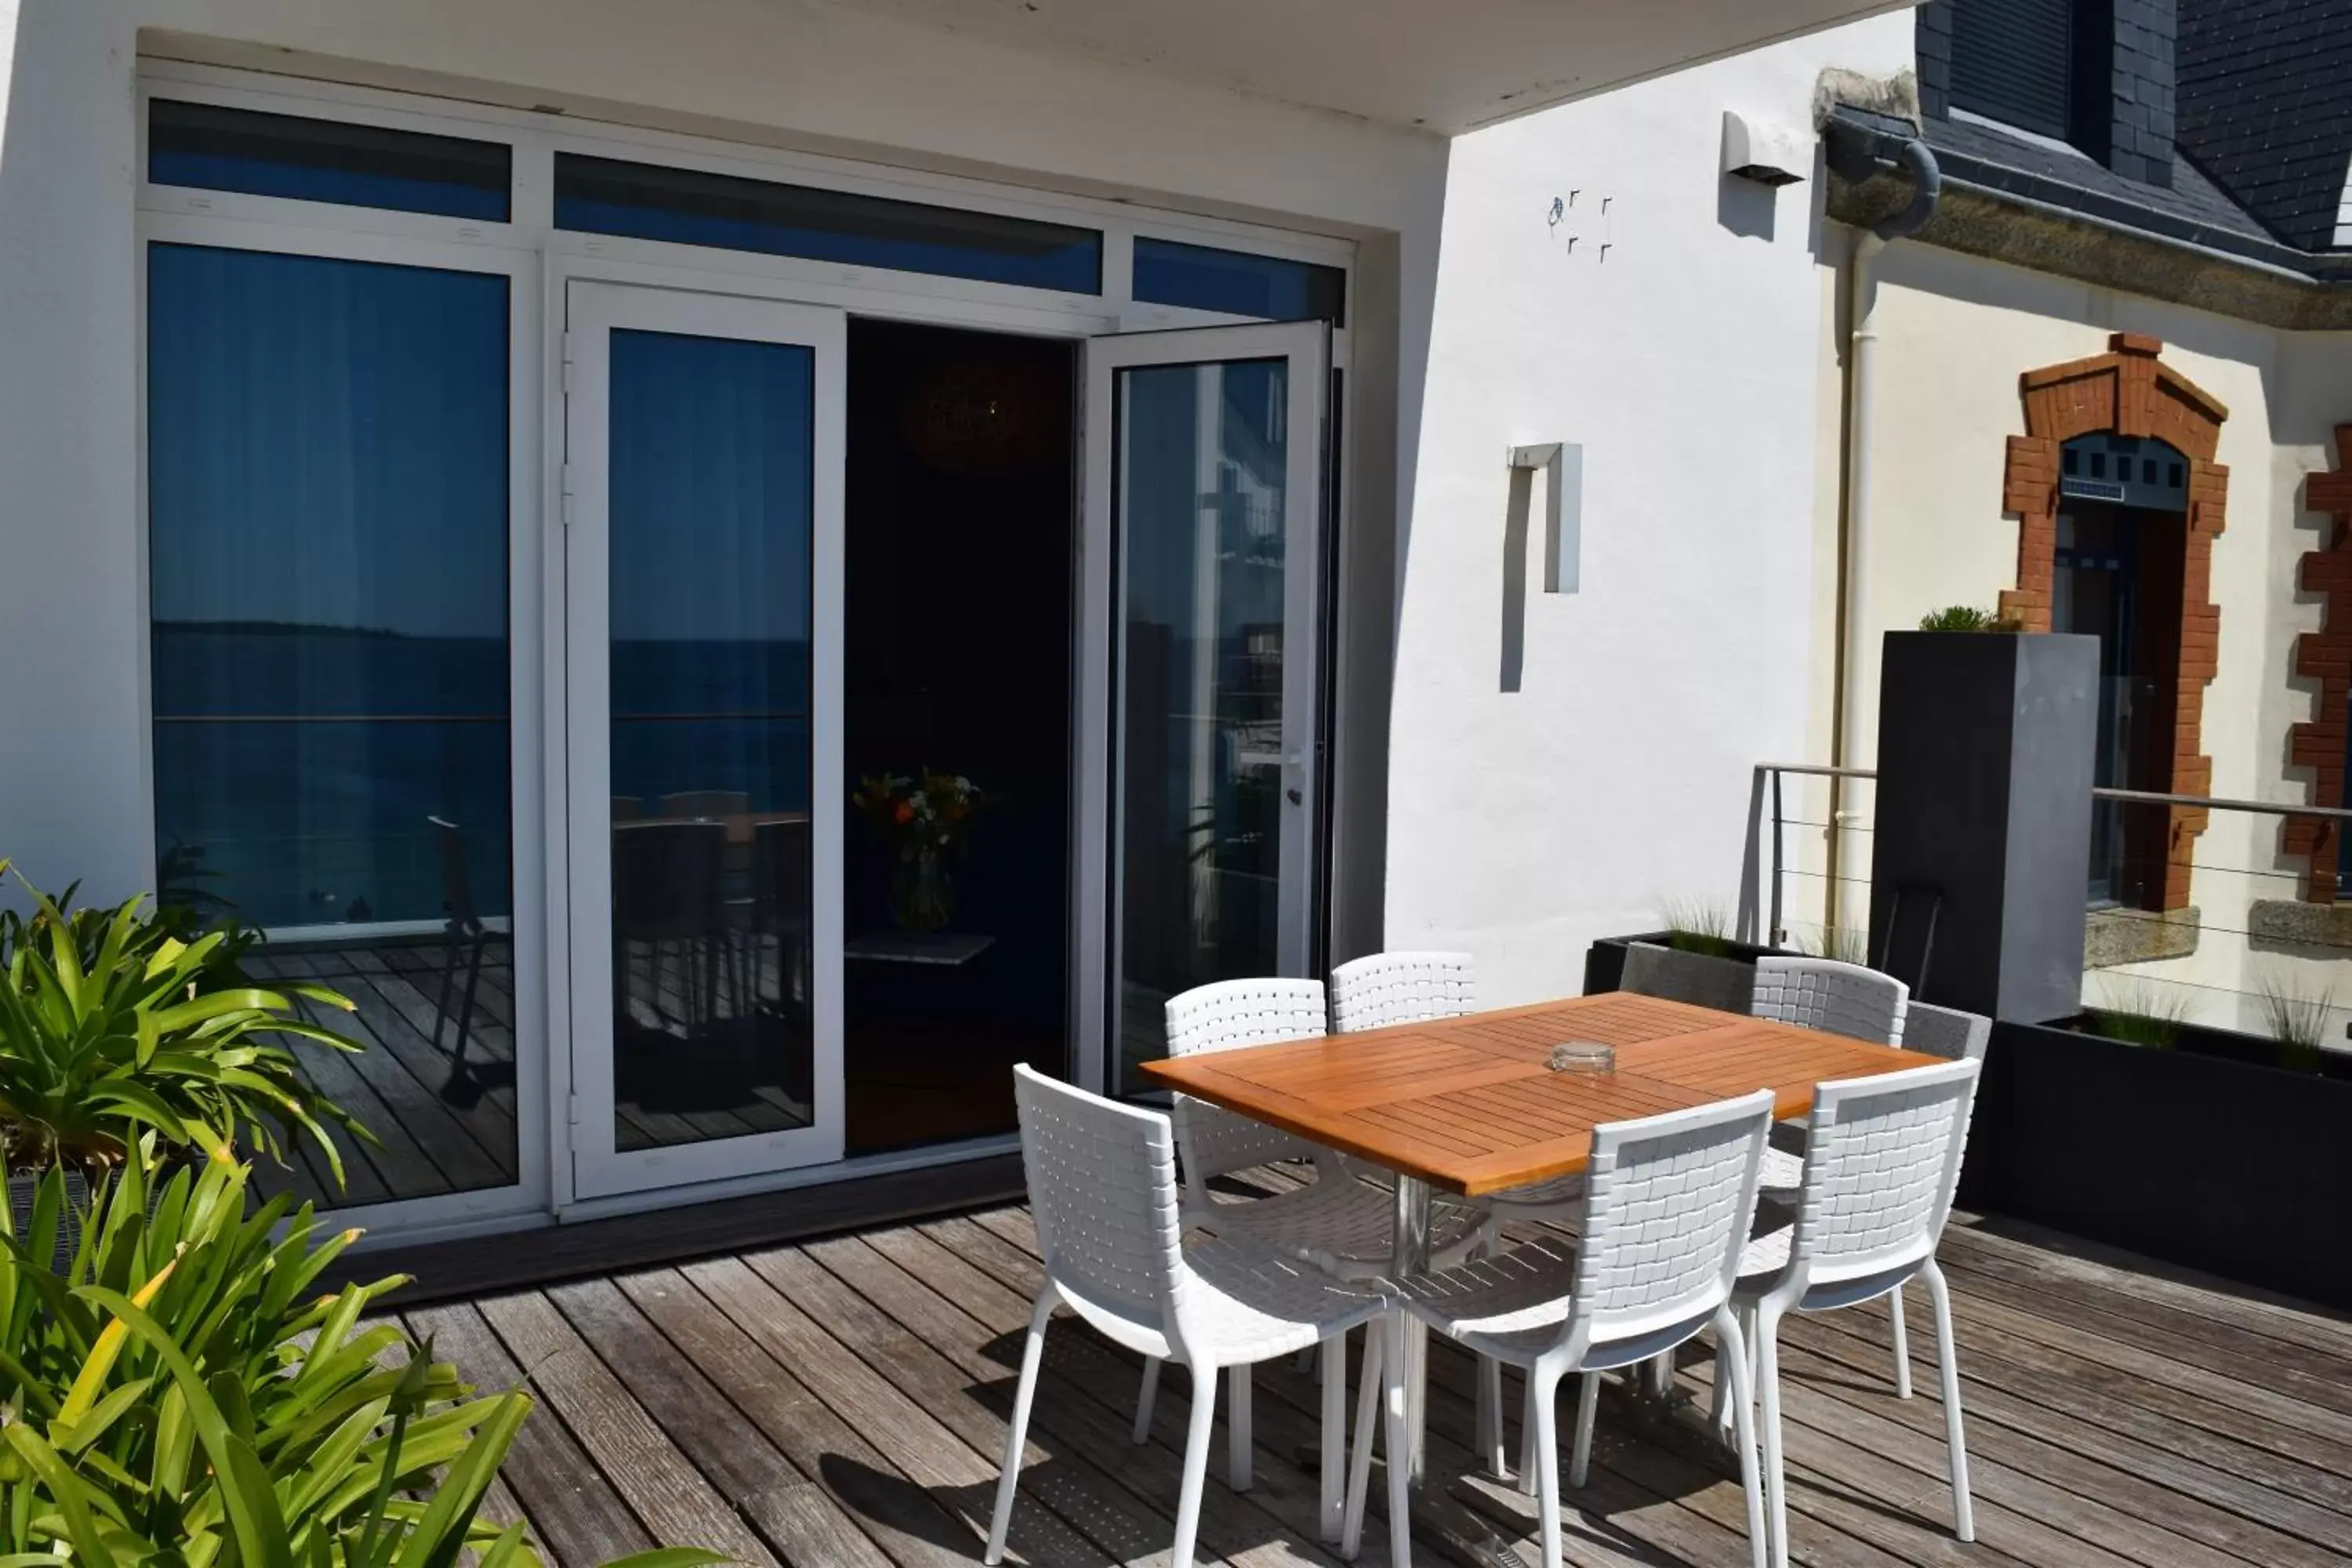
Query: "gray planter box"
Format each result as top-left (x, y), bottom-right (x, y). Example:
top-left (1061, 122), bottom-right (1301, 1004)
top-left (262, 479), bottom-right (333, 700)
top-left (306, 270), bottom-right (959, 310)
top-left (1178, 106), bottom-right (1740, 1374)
top-left (1584, 933), bottom-right (1763, 1013)
top-left (1869, 630), bottom-right (2099, 1022)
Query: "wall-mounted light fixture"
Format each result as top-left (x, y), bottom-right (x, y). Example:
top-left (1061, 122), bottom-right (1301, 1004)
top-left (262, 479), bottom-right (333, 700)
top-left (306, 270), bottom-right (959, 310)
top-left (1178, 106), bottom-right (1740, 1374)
top-left (1508, 441), bottom-right (1581, 594)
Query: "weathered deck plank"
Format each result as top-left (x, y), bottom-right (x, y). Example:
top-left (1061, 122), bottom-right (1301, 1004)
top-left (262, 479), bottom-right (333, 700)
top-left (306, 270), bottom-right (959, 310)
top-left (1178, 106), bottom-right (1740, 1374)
top-left (392, 1197), bottom-right (2352, 1568)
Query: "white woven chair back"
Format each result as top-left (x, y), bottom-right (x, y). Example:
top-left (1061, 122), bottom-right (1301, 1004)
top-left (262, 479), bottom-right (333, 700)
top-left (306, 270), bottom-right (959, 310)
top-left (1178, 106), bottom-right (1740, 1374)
top-left (1014, 1065), bottom-right (1184, 1334)
top-left (1903, 1000), bottom-right (1991, 1061)
top-left (1329, 951), bottom-right (1476, 1033)
top-left (1751, 956), bottom-right (1910, 1046)
top-left (1789, 1058), bottom-right (1981, 1291)
top-left (1567, 1089), bottom-right (1776, 1348)
top-left (1164, 978), bottom-right (1329, 1183)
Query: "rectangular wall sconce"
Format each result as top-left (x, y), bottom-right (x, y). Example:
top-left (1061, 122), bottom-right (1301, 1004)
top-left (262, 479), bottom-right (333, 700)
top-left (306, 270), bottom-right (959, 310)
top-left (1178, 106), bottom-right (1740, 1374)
top-left (1509, 441), bottom-right (1581, 593)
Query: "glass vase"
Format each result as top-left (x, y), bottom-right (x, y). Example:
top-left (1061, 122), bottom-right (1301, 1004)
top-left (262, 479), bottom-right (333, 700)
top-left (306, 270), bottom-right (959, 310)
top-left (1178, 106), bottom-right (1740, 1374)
top-left (891, 846), bottom-right (955, 934)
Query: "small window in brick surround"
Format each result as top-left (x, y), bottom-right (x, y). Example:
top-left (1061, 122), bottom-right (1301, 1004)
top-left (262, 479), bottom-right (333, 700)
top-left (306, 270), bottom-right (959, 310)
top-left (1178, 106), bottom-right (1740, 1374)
top-left (2060, 433), bottom-right (2188, 513)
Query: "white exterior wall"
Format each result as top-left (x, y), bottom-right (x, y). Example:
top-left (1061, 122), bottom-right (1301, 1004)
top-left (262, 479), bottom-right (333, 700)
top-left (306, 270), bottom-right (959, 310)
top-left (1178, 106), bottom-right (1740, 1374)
top-left (1817, 235), bottom-right (2352, 1029)
top-left (1380, 15), bottom-right (1915, 1004)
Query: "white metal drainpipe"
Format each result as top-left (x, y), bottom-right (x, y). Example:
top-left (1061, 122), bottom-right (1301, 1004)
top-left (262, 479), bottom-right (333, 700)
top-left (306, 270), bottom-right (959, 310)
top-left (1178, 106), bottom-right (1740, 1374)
top-left (1829, 228), bottom-right (1886, 934)
top-left (1827, 134), bottom-right (1940, 933)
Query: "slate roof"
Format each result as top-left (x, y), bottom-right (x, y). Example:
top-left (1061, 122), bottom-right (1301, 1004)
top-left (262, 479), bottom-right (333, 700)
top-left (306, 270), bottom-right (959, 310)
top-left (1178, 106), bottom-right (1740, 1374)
top-left (1921, 111), bottom-right (2276, 246)
top-left (2176, 0), bottom-right (2352, 252)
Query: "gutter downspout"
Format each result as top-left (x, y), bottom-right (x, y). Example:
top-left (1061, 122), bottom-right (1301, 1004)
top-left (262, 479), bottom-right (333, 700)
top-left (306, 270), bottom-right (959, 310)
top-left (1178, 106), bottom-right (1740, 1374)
top-left (1827, 135), bottom-right (1940, 934)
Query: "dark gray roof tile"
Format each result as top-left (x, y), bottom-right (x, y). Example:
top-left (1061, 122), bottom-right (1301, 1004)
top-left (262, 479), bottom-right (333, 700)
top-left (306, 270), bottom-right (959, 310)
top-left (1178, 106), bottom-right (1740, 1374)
top-left (2176, 0), bottom-right (2352, 250)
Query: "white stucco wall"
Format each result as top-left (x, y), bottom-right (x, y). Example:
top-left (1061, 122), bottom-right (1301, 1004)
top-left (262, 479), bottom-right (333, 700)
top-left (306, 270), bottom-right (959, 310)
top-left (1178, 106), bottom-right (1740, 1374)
top-left (1379, 14), bottom-right (1915, 1004)
top-left (1815, 236), bottom-right (2352, 1029)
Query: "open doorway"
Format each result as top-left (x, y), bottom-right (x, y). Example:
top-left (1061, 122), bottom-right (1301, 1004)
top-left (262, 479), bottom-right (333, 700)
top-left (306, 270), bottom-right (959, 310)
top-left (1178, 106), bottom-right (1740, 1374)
top-left (842, 318), bottom-right (1076, 1153)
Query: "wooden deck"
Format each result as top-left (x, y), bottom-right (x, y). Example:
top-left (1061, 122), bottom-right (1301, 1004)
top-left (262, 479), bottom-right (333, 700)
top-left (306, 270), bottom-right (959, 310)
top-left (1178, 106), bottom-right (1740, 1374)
top-left (386, 1176), bottom-right (2352, 1568)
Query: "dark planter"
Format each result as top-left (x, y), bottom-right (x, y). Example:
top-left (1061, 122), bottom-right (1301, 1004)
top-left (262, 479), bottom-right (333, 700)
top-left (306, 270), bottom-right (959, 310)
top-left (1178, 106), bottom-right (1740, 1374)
top-left (1584, 932), bottom-right (1782, 1000)
top-left (1965, 1016), bottom-right (2352, 1309)
top-left (1869, 630), bottom-right (2098, 1021)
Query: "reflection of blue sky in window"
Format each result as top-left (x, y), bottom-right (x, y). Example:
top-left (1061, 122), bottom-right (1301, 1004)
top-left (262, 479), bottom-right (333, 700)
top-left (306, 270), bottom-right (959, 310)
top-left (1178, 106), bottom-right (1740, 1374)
top-left (608, 329), bottom-right (812, 646)
top-left (146, 244), bottom-right (514, 927)
top-left (147, 245), bottom-right (508, 641)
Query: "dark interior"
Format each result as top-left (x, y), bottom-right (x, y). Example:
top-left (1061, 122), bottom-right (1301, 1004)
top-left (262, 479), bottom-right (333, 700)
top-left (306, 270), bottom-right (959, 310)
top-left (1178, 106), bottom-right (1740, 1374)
top-left (842, 317), bottom-right (1076, 1153)
top-left (2054, 498), bottom-right (2183, 909)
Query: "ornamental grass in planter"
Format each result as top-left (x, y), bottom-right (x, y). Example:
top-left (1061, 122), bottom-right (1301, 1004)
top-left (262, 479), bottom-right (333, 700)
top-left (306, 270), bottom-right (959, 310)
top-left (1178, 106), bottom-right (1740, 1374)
top-left (1971, 975), bottom-right (2352, 1308)
top-left (1583, 900), bottom-right (1787, 1010)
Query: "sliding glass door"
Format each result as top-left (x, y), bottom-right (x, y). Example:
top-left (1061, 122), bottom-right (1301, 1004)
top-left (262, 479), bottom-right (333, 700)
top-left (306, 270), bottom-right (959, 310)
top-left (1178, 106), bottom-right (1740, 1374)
top-left (1078, 322), bottom-right (1330, 1094)
top-left (562, 280), bottom-right (845, 1200)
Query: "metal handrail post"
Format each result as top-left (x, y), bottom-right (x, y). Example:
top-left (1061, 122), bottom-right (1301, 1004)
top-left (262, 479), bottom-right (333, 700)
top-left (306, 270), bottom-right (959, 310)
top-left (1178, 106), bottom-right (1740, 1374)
top-left (1737, 764), bottom-right (1768, 944)
top-left (1769, 768), bottom-right (1785, 949)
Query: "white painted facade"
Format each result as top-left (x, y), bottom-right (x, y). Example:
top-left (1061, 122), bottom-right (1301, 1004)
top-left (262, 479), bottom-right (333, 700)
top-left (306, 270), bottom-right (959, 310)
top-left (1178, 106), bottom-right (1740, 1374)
top-left (1381, 14), bottom-right (1913, 1004)
top-left (0, 0), bottom-right (1924, 1233)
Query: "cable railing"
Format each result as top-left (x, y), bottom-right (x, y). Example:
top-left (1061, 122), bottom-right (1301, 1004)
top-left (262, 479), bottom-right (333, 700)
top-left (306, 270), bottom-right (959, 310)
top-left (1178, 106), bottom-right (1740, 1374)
top-left (1737, 762), bottom-right (2352, 956)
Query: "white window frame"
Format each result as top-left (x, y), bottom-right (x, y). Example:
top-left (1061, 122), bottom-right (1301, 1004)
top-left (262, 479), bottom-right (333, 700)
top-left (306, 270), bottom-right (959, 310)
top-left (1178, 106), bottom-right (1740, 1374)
top-left (1079, 322), bottom-right (1334, 1097)
top-left (136, 209), bottom-right (552, 1242)
top-left (559, 278), bottom-right (847, 1204)
top-left (132, 58), bottom-right (1359, 1233)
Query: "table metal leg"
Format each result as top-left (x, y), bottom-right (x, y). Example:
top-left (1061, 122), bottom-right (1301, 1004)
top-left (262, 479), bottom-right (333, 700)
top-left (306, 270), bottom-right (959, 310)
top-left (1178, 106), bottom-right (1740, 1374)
top-left (1386, 1174), bottom-right (1526, 1566)
top-left (1391, 1174), bottom-right (1432, 1481)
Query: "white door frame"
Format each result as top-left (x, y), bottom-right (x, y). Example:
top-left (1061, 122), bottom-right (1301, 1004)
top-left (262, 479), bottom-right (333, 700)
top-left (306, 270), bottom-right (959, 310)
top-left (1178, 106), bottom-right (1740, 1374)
top-left (557, 275), bottom-right (847, 1203)
top-left (1073, 321), bottom-right (1332, 1094)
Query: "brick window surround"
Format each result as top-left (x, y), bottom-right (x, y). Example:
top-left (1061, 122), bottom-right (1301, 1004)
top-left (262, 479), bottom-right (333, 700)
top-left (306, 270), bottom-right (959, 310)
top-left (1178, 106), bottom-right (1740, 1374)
top-left (1997, 332), bottom-right (2228, 913)
top-left (2284, 429), bottom-right (2352, 902)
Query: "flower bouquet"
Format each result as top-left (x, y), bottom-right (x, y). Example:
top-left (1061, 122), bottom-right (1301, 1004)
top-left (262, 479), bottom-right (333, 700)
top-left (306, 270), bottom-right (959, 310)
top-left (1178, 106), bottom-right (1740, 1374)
top-left (851, 768), bottom-right (985, 932)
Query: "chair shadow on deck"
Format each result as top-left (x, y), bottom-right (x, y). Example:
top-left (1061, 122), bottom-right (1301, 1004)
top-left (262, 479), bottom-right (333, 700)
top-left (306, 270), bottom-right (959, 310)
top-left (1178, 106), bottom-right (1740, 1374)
top-left (812, 1453), bottom-right (988, 1560)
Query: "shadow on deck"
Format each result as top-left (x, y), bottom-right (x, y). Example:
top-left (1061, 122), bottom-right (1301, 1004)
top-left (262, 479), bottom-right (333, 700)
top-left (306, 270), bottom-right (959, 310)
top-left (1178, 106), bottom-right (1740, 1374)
top-left (372, 1181), bottom-right (2352, 1567)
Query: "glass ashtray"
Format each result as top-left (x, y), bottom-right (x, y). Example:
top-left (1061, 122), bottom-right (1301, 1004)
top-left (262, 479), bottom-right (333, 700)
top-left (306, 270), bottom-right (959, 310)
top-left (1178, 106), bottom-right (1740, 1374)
top-left (1545, 1040), bottom-right (1616, 1074)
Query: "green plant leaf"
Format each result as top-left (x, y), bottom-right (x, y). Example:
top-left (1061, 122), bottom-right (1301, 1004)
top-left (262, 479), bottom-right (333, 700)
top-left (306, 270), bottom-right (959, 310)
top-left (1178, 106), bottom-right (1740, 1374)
top-left (4, 1425), bottom-right (118, 1568)
top-left (73, 1287), bottom-right (294, 1568)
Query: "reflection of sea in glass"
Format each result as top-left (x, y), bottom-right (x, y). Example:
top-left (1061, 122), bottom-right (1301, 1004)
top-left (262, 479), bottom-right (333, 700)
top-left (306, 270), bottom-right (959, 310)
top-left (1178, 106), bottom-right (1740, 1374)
top-left (146, 241), bottom-right (519, 1211)
top-left (147, 244), bottom-right (512, 931)
top-left (605, 328), bottom-right (817, 1153)
top-left (1112, 357), bottom-right (1291, 1093)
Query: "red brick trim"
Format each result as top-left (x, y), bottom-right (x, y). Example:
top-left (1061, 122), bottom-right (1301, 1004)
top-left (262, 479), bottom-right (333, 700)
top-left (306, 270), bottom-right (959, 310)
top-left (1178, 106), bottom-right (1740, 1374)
top-left (1998, 333), bottom-right (2228, 913)
top-left (2284, 426), bottom-right (2352, 903)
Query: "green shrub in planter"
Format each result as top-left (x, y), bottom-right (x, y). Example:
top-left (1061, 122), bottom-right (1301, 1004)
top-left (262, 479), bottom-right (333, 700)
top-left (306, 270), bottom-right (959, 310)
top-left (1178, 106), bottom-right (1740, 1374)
top-left (0, 861), bottom-right (371, 1185)
top-left (0, 1144), bottom-right (718, 1568)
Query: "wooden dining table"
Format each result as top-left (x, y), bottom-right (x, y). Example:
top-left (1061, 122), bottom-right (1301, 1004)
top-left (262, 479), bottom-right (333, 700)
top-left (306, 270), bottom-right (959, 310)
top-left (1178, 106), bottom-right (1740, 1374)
top-left (1139, 989), bottom-right (1948, 1505)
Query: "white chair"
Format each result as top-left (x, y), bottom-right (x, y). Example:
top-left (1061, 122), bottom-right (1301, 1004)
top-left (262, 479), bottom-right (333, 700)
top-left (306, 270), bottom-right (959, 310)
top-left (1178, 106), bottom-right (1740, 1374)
top-left (989, 1066), bottom-right (1410, 1568)
top-left (1330, 953), bottom-right (1585, 1229)
top-left (1750, 955), bottom-right (1909, 1047)
top-left (1714, 1058), bottom-right (1982, 1568)
top-left (1140, 976), bottom-right (1485, 1503)
top-left (1751, 956), bottom-right (1911, 1192)
top-left (1748, 967), bottom-right (1967, 1403)
top-left (1385, 1089), bottom-right (1780, 1568)
top-left (1328, 951), bottom-right (1526, 1465)
top-left (1328, 949), bottom-right (1478, 1032)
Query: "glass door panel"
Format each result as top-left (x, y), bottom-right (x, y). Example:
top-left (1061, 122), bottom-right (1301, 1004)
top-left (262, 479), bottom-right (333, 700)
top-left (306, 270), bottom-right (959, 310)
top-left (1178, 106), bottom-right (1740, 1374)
top-left (1078, 323), bottom-right (1328, 1096)
top-left (565, 281), bottom-right (844, 1200)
